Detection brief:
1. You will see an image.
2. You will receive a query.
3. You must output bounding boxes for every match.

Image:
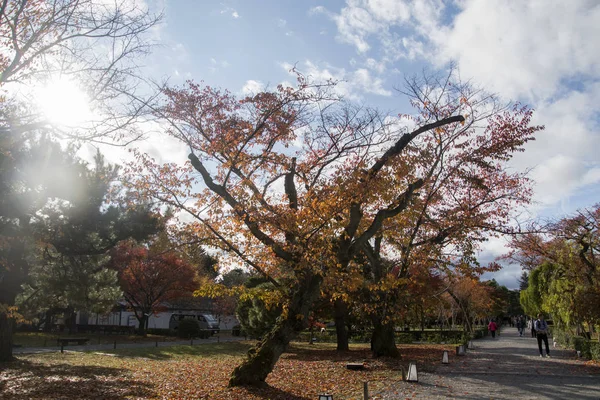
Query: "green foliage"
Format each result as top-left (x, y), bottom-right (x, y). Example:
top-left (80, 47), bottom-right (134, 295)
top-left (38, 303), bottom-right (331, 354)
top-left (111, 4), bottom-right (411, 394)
top-left (395, 333), bottom-right (414, 344)
top-left (235, 283), bottom-right (281, 339)
top-left (553, 329), bottom-right (573, 348)
top-left (220, 268), bottom-right (253, 288)
top-left (590, 342), bottom-right (600, 361)
top-left (573, 336), bottom-right (592, 359)
top-left (519, 271), bottom-right (529, 291)
top-left (15, 148), bottom-right (160, 321)
top-left (178, 319), bottom-right (200, 338)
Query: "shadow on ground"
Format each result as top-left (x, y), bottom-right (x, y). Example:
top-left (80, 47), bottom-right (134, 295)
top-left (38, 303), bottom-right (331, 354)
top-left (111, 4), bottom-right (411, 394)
top-left (0, 358), bottom-right (155, 399)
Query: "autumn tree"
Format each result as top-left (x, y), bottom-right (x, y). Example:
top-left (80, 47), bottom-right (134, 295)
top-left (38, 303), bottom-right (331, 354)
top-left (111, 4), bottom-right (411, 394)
top-left (0, 0), bottom-right (160, 361)
top-left (124, 66), bottom-right (541, 385)
top-left (327, 71), bottom-right (541, 356)
top-left (510, 204), bottom-right (600, 336)
top-left (446, 276), bottom-right (499, 331)
top-left (109, 240), bottom-right (198, 336)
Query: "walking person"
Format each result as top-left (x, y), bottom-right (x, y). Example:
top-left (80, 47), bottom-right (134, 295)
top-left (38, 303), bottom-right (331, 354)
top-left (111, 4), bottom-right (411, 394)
top-left (488, 319), bottom-right (498, 339)
top-left (535, 313), bottom-right (550, 357)
top-left (517, 316), bottom-right (525, 337)
top-left (528, 318), bottom-right (536, 337)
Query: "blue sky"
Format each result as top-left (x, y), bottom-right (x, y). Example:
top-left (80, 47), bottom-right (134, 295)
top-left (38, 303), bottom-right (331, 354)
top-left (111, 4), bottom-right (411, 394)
top-left (134, 0), bottom-right (600, 289)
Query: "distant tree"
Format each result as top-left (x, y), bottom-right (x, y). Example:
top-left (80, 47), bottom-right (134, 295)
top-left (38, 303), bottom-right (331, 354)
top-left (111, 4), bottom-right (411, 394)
top-left (110, 241), bottom-right (198, 336)
top-left (519, 271), bottom-right (529, 291)
top-left (220, 268), bottom-right (253, 288)
top-left (17, 150), bottom-right (159, 332)
top-left (510, 204), bottom-right (600, 334)
top-left (0, 0), bottom-right (160, 362)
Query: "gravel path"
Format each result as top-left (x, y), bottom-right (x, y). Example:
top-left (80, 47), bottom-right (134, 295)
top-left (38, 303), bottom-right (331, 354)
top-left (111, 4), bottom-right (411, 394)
top-left (376, 327), bottom-right (600, 399)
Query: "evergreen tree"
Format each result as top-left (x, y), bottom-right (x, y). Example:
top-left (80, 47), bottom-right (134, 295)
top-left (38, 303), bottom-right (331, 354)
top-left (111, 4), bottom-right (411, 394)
top-left (16, 149), bottom-right (160, 332)
top-left (519, 271), bottom-right (529, 291)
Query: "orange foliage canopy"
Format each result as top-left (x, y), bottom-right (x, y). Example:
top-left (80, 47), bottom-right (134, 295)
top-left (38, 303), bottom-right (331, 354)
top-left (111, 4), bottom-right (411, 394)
top-left (110, 241), bottom-right (197, 318)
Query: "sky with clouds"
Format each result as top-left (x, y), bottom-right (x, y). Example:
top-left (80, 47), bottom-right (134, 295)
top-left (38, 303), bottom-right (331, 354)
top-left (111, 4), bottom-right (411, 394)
top-left (135, 0), bottom-right (600, 289)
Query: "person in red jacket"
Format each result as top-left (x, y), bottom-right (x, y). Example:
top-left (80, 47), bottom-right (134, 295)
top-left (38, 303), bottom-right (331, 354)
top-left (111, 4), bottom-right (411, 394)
top-left (488, 319), bottom-right (498, 338)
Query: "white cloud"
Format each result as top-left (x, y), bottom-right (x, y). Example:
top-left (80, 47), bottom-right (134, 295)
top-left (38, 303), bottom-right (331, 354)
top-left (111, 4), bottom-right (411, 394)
top-left (241, 80), bottom-right (265, 95)
top-left (78, 120), bottom-right (188, 168)
top-left (432, 1), bottom-right (600, 102)
top-left (365, 57), bottom-right (385, 73)
top-left (281, 60), bottom-right (391, 99)
top-left (220, 6), bottom-right (240, 19)
top-left (531, 155), bottom-right (584, 205)
top-left (209, 57), bottom-right (231, 72)
top-left (352, 68), bottom-right (391, 96)
top-left (314, 0), bottom-right (443, 58)
top-left (324, 0), bottom-right (600, 212)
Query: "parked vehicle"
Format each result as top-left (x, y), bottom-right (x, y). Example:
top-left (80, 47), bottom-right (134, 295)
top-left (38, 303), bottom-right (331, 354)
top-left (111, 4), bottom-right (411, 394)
top-left (168, 313), bottom-right (220, 335)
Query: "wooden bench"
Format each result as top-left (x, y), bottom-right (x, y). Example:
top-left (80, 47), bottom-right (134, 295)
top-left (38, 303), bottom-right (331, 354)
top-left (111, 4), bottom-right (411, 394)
top-left (57, 337), bottom-right (90, 347)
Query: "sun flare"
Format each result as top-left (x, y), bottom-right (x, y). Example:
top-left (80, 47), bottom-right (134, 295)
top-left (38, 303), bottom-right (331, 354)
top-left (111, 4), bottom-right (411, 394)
top-left (35, 76), bottom-right (93, 127)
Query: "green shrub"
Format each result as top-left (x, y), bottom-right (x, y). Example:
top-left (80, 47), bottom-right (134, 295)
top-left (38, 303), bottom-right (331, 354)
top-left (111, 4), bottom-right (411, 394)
top-left (422, 332), bottom-right (442, 343)
top-left (573, 336), bottom-right (592, 358)
top-left (395, 333), bottom-right (414, 344)
top-left (590, 342), bottom-right (600, 361)
top-left (350, 332), bottom-right (370, 343)
top-left (231, 325), bottom-right (245, 337)
top-left (178, 319), bottom-right (200, 338)
top-left (553, 329), bottom-right (572, 348)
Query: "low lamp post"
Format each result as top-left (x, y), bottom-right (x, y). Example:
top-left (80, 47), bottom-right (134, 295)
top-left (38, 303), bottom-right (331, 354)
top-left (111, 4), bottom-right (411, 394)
top-left (318, 394), bottom-right (333, 400)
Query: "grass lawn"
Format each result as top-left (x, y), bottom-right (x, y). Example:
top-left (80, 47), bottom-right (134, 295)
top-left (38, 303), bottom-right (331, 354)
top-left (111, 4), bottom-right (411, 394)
top-left (12, 331), bottom-right (212, 348)
top-left (0, 341), bottom-right (457, 399)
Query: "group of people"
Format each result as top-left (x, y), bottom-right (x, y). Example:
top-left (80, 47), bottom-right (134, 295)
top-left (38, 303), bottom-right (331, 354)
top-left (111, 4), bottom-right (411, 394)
top-left (487, 313), bottom-right (551, 357)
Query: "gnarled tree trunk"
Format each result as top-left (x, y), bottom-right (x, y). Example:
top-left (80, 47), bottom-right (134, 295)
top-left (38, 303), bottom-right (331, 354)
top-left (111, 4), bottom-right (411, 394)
top-left (229, 273), bottom-right (322, 387)
top-left (334, 298), bottom-right (349, 351)
top-left (0, 311), bottom-right (14, 362)
top-left (371, 317), bottom-right (399, 358)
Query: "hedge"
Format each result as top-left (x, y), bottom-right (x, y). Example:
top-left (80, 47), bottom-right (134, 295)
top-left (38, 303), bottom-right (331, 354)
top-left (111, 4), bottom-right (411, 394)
top-left (553, 328), bottom-right (600, 361)
top-left (294, 328), bottom-right (487, 345)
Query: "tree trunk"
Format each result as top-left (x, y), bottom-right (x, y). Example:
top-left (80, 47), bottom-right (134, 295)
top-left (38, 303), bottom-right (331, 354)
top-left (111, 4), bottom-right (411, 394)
top-left (229, 272), bottom-right (322, 387)
top-left (371, 317), bottom-right (399, 358)
top-left (137, 315), bottom-right (148, 336)
top-left (43, 309), bottom-right (54, 332)
top-left (0, 311), bottom-right (15, 362)
top-left (334, 298), bottom-right (349, 351)
top-left (66, 307), bottom-right (77, 334)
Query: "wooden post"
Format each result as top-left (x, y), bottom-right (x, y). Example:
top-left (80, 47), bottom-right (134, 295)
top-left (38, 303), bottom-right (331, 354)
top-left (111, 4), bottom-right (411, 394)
top-left (155, 341), bottom-right (158, 347)
top-left (60, 343), bottom-right (64, 353)
top-left (363, 381), bottom-right (369, 399)
top-left (113, 340), bottom-right (116, 349)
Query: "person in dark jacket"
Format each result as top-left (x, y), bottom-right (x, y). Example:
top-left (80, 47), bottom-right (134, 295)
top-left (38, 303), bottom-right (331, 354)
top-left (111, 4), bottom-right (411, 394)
top-left (516, 316), bottom-right (525, 337)
top-left (535, 313), bottom-right (550, 357)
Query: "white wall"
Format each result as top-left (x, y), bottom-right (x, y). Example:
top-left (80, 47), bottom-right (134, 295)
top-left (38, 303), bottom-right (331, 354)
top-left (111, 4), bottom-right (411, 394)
top-left (80, 310), bottom-right (237, 331)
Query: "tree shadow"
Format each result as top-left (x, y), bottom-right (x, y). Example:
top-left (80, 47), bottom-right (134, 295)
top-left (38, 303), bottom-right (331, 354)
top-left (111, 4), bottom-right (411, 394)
top-left (0, 358), bottom-right (156, 399)
top-left (240, 383), bottom-right (312, 400)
